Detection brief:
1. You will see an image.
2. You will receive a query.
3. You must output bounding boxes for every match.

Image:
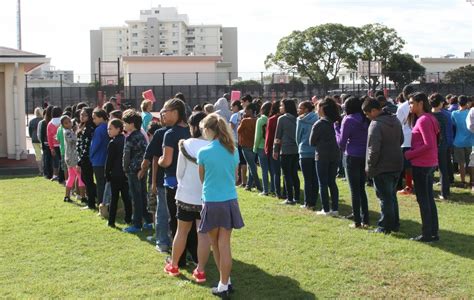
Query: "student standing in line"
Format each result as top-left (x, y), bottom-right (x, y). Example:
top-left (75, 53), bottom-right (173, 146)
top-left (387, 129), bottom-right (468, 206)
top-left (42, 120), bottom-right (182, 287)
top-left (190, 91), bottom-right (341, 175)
top-left (47, 106), bottom-right (64, 183)
top-left (310, 97), bottom-right (341, 216)
top-left (229, 100), bottom-right (247, 187)
top-left (238, 103), bottom-right (262, 192)
top-left (164, 112), bottom-right (211, 283)
top-left (197, 113), bottom-right (244, 298)
top-left (158, 99), bottom-right (196, 267)
top-left (90, 108), bottom-right (110, 209)
top-left (337, 97), bottom-right (370, 228)
top-left (296, 101), bottom-right (319, 209)
top-left (405, 93), bottom-right (440, 242)
top-left (253, 101), bottom-right (272, 196)
top-left (77, 107), bottom-right (97, 209)
top-left (29, 107), bottom-right (44, 175)
top-left (363, 98), bottom-right (403, 234)
top-left (429, 93), bottom-right (451, 200)
top-left (273, 99), bottom-right (300, 205)
top-left (265, 100), bottom-right (284, 198)
top-left (105, 118), bottom-right (132, 228)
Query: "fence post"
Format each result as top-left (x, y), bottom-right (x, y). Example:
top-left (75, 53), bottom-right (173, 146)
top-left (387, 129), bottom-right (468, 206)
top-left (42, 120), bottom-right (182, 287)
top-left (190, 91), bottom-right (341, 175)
top-left (162, 73), bottom-right (165, 105)
top-left (25, 74), bottom-right (29, 122)
top-left (128, 73), bottom-right (132, 101)
top-left (196, 72), bottom-right (199, 102)
top-left (60, 74), bottom-right (64, 108)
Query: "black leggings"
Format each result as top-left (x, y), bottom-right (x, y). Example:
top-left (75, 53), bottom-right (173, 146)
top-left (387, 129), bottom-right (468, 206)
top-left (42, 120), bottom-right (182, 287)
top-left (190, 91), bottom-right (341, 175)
top-left (166, 187), bottom-right (198, 267)
top-left (109, 176), bottom-right (132, 225)
top-left (80, 159), bottom-right (96, 208)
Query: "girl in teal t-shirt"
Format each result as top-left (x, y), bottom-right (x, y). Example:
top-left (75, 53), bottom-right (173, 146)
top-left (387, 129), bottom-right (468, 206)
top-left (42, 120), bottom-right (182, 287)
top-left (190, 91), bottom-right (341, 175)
top-left (197, 113), bottom-right (244, 297)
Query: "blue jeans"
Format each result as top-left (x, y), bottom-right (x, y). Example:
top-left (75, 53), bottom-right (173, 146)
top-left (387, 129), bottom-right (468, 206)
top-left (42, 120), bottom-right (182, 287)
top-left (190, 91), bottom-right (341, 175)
top-left (373, 171), bottom-right (400, 232)
top-left (316, 159), bottom-right (339, 212)
top-left (155, 186), bottom-right (171, 248)
top-left (256, 149), bottom-right (270, 194)
top-left (242, 147), bottom-right (262, 191)
top-left (438, 147), bottom-right (450, 198)
top-left (280, 154), bottom-right (300, 202)
top-left (412, 166), bottom-right (439, 238)
top-left (128, 173), bottom-right (152, 228)
top-left (269, 155), bottom-right (282, 196)
top-left (346, 156), bottom-right (369, 225)
top-left (300, 158), bottom-right (319, 207)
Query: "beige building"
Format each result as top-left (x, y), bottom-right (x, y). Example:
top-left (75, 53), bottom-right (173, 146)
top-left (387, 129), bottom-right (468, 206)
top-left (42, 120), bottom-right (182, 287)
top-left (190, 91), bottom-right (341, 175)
top-left (0, 47), bottom-right (48, 160)
top-left (122, 55), bottom-right (232, 86)
top-left (415, 56), bottom-right (474, 82)
top-left (90, 5), bottom-right (238, 81)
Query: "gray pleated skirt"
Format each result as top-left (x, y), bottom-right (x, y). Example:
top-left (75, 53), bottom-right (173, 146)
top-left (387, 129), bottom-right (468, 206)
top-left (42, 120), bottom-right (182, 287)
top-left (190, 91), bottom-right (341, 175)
top-left (199, 199), bottom-right (245, 233)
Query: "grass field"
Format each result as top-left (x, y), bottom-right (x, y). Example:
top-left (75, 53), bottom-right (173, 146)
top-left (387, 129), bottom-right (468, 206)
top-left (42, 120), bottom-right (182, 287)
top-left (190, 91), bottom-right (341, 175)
top-left (0, 175), bottom-right (473, 299)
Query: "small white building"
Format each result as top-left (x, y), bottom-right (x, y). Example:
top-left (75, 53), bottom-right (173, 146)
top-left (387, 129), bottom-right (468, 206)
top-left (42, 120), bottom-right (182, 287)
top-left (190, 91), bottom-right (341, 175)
top-left (415, 56), bottom-right (474, 82)
top-left (122, 55), bottom-right (233, 86)
top-left (0, 47), bottom-right (48, 160)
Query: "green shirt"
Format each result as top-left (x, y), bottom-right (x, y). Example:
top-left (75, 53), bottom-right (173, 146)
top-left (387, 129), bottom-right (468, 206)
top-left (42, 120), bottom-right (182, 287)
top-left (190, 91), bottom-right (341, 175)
top-left (56, 126), bottom-right (65, 157)
top-left (253, 115), bottom-right (268, 152)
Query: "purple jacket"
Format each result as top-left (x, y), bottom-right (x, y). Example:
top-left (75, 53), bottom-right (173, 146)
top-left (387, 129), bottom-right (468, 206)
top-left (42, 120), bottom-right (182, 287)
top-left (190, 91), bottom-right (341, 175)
top-left (335, 113), bottom-right (369, 158)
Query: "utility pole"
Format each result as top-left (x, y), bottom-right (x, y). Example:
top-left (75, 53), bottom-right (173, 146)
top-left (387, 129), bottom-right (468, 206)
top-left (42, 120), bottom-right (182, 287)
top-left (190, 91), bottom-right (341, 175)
top-left (17, 0), bottom-right (22, 50)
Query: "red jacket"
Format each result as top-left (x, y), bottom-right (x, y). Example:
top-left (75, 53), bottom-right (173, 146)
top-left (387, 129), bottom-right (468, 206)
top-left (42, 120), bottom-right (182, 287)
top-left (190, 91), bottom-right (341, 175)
top-left (47, 120), bottom-right (60, 151)
top-left (265, 114), bottom-right (279, 155)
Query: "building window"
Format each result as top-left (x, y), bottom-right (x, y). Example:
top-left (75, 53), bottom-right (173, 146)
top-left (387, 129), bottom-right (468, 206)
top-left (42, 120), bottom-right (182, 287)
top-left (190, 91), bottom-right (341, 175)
top-left (202, 45), bottom-right (206, 49)
top-left (160, 41), bottom-right (165, 45)
top-left (200, 28), bottom-right (204, 33)
top-left (142, 49), bottom-right (148, 54)
top-left (200, 37), bottom-right (204, 41)
top-left (172, 32), bottom-right (177, 37)
top-left (151, 44), bottom-right (154, 47)
top-left (172, 41), bottom-right (178, 45)
top-left (132, 24), bottom-right (138, 29)
top-left (132, 42), bottom-right (138, 46)
top-left (173, 50), bottom-right (178, 54)
top-left (132, 51), bottom-right (138, 55)
top-left (155, 10), bottom-right (159, 13)
top-left (172, 23), bottom-right (178, 28)
top-left (132, 33), bottom-right (138, 37)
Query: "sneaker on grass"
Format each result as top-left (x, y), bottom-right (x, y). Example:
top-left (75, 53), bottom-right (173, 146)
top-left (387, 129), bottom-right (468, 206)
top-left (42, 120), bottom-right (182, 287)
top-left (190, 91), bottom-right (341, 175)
top-left (192, 268), bottom-right (206, 283)
top-left (164, 263), bottom-right (180, 276)
top-left (122, 226), bottom-right (141, 233)
top-left (316, 210), bottom-right (330, 216)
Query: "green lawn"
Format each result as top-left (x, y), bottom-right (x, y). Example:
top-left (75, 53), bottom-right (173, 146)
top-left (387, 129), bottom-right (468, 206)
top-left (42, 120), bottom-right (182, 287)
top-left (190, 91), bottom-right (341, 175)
top-left (0, 175), bottom-right (473, 299)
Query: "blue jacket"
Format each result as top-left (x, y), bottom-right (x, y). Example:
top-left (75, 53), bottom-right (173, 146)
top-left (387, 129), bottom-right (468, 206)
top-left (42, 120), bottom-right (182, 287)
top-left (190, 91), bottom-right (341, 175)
top-left (90, 123), bottom-right (109, 167)
top-left (296, 111), bottom-right (318, 158)
top-left (442, 109), bottom-right (454, 147)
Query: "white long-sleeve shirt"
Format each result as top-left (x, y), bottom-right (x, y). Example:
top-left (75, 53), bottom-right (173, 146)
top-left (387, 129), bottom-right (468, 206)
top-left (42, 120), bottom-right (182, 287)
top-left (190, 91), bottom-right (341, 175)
top-left (467, 108), bottom-right (474, 133)
top-left (175, 138), bottom-right (210, 205)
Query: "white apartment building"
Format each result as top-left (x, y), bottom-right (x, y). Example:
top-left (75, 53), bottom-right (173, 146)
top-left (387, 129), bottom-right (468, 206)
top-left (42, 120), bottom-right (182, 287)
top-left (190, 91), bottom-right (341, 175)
top-left (90, 6), bottom-right (238, 80)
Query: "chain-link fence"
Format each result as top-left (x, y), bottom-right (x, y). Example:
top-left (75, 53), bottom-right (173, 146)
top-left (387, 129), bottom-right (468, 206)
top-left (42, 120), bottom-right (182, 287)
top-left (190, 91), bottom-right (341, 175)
top-left (25, 71), bottom-right (474, 113)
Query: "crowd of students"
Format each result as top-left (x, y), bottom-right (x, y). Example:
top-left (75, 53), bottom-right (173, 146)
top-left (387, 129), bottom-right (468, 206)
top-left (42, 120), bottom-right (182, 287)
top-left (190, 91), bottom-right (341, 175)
top-left (27, 87), bottom-right (474, 298)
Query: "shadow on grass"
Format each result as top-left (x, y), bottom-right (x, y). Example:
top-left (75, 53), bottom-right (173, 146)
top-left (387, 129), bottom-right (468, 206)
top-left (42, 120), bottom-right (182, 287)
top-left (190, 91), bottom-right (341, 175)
top-left (394, 219), bottom-right (474, 260)
top-left (231, 259), bottom-right (316, 299)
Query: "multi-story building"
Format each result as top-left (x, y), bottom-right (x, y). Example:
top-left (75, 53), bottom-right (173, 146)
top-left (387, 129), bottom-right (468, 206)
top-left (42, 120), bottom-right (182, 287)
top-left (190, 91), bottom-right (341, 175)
top-left (90, 5), bottom-right (238, 81)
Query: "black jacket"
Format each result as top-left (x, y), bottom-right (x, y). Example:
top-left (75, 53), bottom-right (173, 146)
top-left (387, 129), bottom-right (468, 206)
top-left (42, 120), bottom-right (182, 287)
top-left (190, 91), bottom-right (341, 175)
top-left (105, 134), bottom-right (126, 180)
top-left (309, 117), bottom-right (341, 162)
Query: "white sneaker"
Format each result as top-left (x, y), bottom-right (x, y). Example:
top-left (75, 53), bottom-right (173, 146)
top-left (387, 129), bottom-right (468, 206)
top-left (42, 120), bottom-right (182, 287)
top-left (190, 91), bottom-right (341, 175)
top-left (330, 210), bottom-right (339, 217)
top-left (316, 210), bottom-right (330, 216)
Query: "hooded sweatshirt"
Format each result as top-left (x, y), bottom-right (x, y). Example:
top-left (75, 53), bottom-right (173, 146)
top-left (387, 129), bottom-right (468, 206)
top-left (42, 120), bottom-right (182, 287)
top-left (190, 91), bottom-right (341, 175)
top-left (296, 111), bottom-right (318, 159)
top-left (90, 122), bottom-right (109, 167)
top-left (336, 113), bottom-right (369, 158)
top-left (366, 112), bottom-right (404, 178)
top-left (274, 113), bottom-right (298, 155)
top-left (405, 113), bottom-right (440, 167)
top-left (175, 138), bottom-right (210, 206)
top-left (214, 97), bottom-right (232, 122)
top-left (253, 114), bottom-right (268, 152)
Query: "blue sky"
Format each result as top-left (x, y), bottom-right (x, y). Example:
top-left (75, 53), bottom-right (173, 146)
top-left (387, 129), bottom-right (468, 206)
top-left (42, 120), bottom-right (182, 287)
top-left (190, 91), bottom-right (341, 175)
top-left (0, 0), bottom-right (472, 81)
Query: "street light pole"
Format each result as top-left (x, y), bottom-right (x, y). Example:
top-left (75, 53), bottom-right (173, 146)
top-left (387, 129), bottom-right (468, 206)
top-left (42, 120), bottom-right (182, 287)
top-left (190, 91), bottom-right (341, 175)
top-left (17, 0), bottom-right (22, 50)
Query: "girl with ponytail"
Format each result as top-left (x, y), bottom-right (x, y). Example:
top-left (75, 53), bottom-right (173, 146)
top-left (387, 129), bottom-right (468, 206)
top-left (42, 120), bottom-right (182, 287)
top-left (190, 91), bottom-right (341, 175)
top-left (196, 113), bottom-right (244, 298)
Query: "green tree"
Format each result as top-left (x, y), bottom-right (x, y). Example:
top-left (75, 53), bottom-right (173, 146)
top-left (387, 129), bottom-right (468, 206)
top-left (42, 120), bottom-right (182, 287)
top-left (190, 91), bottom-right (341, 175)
top-left (357, 23), bottom-right (406, 90)
top-left (231, 80), bottom-right (263, 93)
top-left (265, 23), bottom-right (359, 87)
top-left (384, 53), bottom-right (425, 88)
top-left (445, 64), bottom-right (474, 84)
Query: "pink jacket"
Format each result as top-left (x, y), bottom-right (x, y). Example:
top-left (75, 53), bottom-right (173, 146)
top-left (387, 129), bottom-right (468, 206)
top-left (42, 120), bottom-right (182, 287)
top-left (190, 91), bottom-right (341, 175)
top-left (47, 119), bottom-right (60, 151)
top-left (405, 113), bottom-right (439, 167)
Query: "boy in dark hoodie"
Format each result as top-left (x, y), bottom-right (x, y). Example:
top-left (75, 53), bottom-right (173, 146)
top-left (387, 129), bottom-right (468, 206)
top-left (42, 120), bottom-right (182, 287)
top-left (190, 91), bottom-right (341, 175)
top-left (362, 98), bottom-right (404, 234)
